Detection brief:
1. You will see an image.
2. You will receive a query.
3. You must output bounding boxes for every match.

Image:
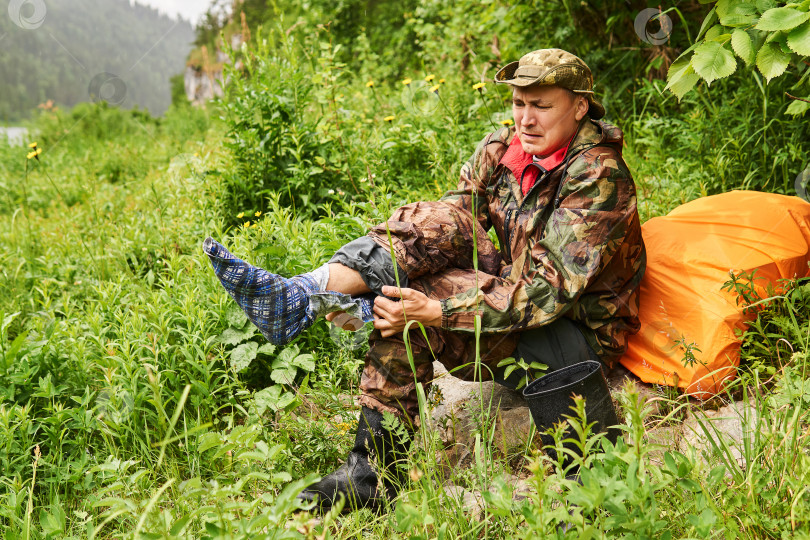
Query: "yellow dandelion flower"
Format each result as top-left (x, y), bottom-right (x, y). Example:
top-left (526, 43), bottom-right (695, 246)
top-left (472, 82), bottom-right (486, 91)
top-left (499, 118), bottom-right (514, 126)
top-left (244, 221), bottom-right (250, 227)
top-left (439, 78), bottom-right (446, 84)
top-left (424, 74), bottom-right (435, 82)
top-left (401, 78), bottom-right (412, 86)
top-left (236, 212), bottom-right (245, 219)
top-left (254, 211), bottom-right (262, 217)
top-left (429, 84), bottom-right (440, 94)
top-left (365, 80), bottom-right (375, 88)
top-left (384, 115), bottom-right (395, 122)
top-left (27, 141), bottom-right (38, 148)
top-left (251, 222), bottom-right (257, 228)
top-left (26, 148), bottom-right (43, 160)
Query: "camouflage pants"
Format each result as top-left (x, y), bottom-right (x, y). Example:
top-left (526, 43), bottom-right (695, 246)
top-left (331, 201), bottom-right (595, 422)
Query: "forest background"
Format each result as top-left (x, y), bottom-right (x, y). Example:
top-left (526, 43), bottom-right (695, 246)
top-left (1, 0), bottom-right (810, 538)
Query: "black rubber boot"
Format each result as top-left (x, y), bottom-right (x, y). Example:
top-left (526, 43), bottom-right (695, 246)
top-left (296, 407), bottom-right (406, 512)
top-left (523, 360), bottom-right (619, 476)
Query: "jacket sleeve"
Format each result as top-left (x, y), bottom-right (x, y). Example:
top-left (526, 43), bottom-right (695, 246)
top-left (439, 128), bottom-right (510, 232)
top-left (439, 148), bottom-right (638, 333)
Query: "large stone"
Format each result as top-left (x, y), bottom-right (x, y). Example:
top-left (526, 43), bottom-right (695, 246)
top-left (429, 361), bottom-right (529, 454)
top-left (442, 484), bottom-right (482, 520)
top-left (606, 363), bottom-right (665, 418)
top-left (428, 360), bottom-right (674, 475)
top-left (678, 401), bottom-right (758, 467)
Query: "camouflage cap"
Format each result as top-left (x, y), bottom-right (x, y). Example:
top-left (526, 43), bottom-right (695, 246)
top-left (494, 48), bottom-right (605, 120)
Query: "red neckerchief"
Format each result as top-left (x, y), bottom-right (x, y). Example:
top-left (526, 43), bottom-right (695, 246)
top-left (499, 132), bottom-right (577, 196)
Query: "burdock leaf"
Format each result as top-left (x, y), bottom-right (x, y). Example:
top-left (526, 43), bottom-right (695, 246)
top-left (219, 326), bottom-right (255, 346)
top-left (253, 385), bottom-right (282, 415)
top-left (226, 305), bottom-right (248, 329)
top-left (291, 353), bottom-right (316, 372)
top-left (231, 341), bottom-right (258, 372)
top-left (274, 345), bottom-right (300, 367)
top-left (270, 366), bottom-right (297, 385)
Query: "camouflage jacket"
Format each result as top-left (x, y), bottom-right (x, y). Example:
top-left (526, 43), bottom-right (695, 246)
top-left (439, 119), bottom-right (646, 365)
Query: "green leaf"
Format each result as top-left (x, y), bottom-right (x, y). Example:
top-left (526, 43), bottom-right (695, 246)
top-left (756, 42), bottom-right (791, 81)
top-left (169, 516), bottom-right (192, 536)
top-left (225, 305), bottom-right (248, 328)
top-left (273, 344), bottom-right (300, 368)
top-left (271, 365), bottom-right (297, 385)
top-left (205, 522), bottom-right (226, 535)
top-left (692, 41), bottom-right (737, 84)
top-left (755, 0), bottom-right (777, 14)
top-left (704, 24), bottom-right (725, 41)
top-left (667, 49), bottom-right (695, 82)
top-left (197, 432), bottom-right (221, 453)
top-left (291, 353), bottom-right (316, 372)
top-left (277, 391), bottom-right (297, 410)
top-left (788, 21), bottom-right (810, 55)
top-left (666, 63), bottom-right (701, 99)
top-left (272, 471), bottom-right (293, 483)
top-left (503, 364), bottom-right (517, 379)
top-left (718, 2), bottom-right (758, 27)
top-left (231, 341), bottom-right (258, 372)
top-left (696, 8), bottom-right (718, 41)
top-left (257, 342), bottom-right (276, 355)
top-left (755, 7), bottom-right (810, 31)
top-left (786, 99), bottom-right (810, 116)
top-left (253, 385), bottom-right (282, 415)
top-left (219, 326), bottom-right (255, 346)
top-left (731, 29), bottom-right (756, 65)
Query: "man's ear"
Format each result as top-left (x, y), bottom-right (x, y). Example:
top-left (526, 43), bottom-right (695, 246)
top-left (575, 96), bottom-right (588, 121)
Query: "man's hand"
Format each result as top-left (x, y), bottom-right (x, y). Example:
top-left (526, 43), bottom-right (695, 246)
top-left (373, 286), bottom-right (443, 338)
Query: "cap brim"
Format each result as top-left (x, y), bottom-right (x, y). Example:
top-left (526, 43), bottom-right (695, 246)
top-left (496, 59), bottom-right (606, 118)
top-left (494, 61), bottom-right (519, 84)
top-left (587, 98), bottom-right (606, 120)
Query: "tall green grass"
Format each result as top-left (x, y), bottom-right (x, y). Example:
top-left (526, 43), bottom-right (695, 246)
top-left (1, 4), bottom-right (810, 537)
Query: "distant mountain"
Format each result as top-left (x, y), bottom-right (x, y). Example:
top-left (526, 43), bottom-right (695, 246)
top-left (0, 0), bottom-right (195, 121)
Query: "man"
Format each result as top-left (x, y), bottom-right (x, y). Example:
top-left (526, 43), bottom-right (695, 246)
top-left (204, 48), bottom-right (646, 511)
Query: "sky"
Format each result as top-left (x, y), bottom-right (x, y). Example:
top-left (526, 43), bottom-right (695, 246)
top-left (134, 0), bottom-right (213, 25)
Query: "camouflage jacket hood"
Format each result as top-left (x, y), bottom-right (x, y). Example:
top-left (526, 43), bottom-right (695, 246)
top-left (437, 118), bottom-right (646, 365)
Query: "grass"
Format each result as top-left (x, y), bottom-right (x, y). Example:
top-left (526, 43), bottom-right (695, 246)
top-left (1, 22), bottom-right (810, 539)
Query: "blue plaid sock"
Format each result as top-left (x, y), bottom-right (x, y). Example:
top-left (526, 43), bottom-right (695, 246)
top-left (203, 238), bottom-right (373, 346)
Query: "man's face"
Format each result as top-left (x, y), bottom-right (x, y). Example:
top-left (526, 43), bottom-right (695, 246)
top-left (512, 85), bottom-right (588, 156)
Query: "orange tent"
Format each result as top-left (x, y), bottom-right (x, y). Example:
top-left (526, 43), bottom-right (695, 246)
top-left (621, 191), bottom-right (810, 397)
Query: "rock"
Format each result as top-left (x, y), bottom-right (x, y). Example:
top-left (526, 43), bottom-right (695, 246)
top-left (442, 484), bottom-right (482, 519)
top-left (644, 424), bottom-right (683, 465)
top-left (678, 401), bottom-right (758, 467)
top-left (510, 476), bottom-right (535, 502)
top-left (429, 361), bottom-right (530, 455)
top-left (606, 363), bottom-right (665, 418)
